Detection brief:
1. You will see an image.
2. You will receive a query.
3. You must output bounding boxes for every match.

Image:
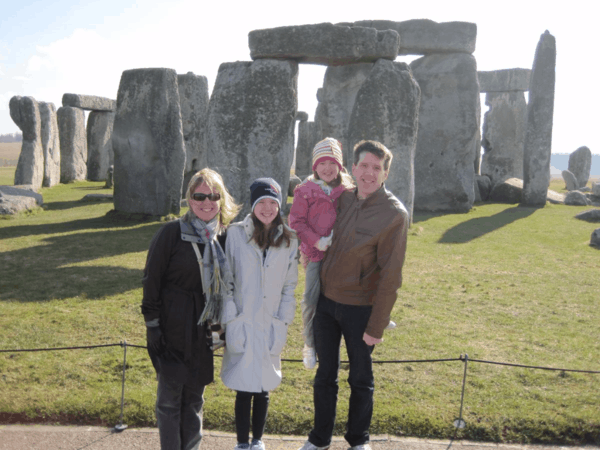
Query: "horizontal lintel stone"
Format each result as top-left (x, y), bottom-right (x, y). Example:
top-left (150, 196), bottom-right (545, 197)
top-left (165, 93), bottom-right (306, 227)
top-left (62, 93), bottom-right (116, 111)
top-left (478, 68), bottom-right (532, 92)
top-left (248, 22), bottom-right (399, 66)
top-left (338, 19), bottom-right (477, 55)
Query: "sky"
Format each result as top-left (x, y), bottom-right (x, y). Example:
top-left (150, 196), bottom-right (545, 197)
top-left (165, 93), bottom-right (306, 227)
top-left (1, 0), bottom-right (597, 155)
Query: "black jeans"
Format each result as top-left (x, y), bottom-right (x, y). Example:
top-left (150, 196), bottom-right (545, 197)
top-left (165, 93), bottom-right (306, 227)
top-left (156, 373), bottom-right (205, 450)
top-left (308, 293), bottom-right (374, 448)
top-left (235, 390), bottom-right (270, 444)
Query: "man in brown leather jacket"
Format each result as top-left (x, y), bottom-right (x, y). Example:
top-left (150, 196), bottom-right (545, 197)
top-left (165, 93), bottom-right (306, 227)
top-left (299, 140), bottom-right (409, 450)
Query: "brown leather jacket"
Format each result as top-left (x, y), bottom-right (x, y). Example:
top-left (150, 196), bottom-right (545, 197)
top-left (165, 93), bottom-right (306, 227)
top-left (320, 185), bottom-right (409, 338)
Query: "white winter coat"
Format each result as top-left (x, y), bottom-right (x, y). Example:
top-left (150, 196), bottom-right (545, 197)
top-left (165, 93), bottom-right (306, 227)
top-left (220, 214), bottom-right (298, 393)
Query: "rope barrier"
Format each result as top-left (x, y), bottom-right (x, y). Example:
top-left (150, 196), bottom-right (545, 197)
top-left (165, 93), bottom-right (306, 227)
top-left (2, 342), bottom-right (598, 431)
top-left (1, 344), bottom-right (599, 373)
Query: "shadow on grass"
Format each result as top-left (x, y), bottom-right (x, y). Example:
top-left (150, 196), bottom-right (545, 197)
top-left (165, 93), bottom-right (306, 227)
top-left (0, 211), bottom-right (163, 240)
top-left (438, 206), bottom-right (539, 244)
top-left (0, 223), bottom-right (165, 302)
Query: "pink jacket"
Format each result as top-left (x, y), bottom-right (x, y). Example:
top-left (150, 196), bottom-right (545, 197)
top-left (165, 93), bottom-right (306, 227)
top-left (288, 178), bottom-right (347, 262)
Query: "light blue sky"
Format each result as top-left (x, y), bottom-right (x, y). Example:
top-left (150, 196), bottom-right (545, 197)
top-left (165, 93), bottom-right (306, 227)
top-left (1, 0), bottom-right (597, 154)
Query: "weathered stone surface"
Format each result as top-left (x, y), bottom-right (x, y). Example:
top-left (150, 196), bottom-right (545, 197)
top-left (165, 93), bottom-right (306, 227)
top-left (105, 165), bottom-right (114, 189)
top-left (591, 228), bottom-right (600, 247)
top-left (564, 190), bottom-right (589, 206)
top-left (86, 111), bottom-right (115, 181)
top-left (522, 31), bottom-right (556, 206)
top-left (593, 182), bottom-right (600, 197)
top-left (81, 193), bottom-right (113, 202)
top-left (568, 146), bottom-right (592, 189)
top-left (575, 209), bottom-right (600, 222)
top-left (112, 68), bottom-right (186, 216)
top-left (288, 174), bottom-right (302, 197)
top-left (340, 19), bottom-right (477, 55)
top-left (9, 96), bottom-right (44, 188)
top-left (0, 185), bottom-right (43, 215)
top-left (546, 189), bottom-right (565, 204)
top-left (38, 102), bottom-right (60, 187)
top-left (488, 177), bottom-right (523, 203)
top-left (57, 106), bottom-right (87, 183)
top-left (410, 53), bottom-right (480, 212)
top-left (561, 169), bottom-right (578, 191)
top-left (62, 93), bottom-right (116, 111)
top-left (295, 120), bottom-right (319, 178)
top-left (478, 69), bottom-right (531, 92)
top-left (475, 174), bottom-right (492, 202)
top-left (249, 23), bottom-right (399, 65)
top-left (178, 72), bottom-right (209, 177)
top-left (480, 91), bottom-right (527, 185)
top-left (314, 63), bottom-right (373, 165)
top-left (295, 111), bottom-right (309, 121)
top-left (347, 59), bottom-right (421, 220)
top-left (206, 60), bottom-right (298, 218)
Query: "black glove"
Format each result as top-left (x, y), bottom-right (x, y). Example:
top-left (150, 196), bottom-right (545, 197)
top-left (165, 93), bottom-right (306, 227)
top-left (146, 326), bottom-right (166, 355)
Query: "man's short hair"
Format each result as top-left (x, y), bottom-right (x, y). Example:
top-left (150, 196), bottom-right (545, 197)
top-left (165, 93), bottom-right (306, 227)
top-left (353, 140), bottom-right (393, 171)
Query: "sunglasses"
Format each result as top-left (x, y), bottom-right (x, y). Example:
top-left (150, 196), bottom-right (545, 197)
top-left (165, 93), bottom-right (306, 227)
top-left (191, 192), bottom-right (221, 202)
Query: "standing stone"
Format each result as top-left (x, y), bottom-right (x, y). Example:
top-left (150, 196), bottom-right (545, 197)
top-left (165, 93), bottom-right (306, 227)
top-left (9, 96), bottom-right (44, 188)
top-left (249, 23), bottom-right (399, 65)
top-left (62, 93), bottom-right (116, 111)
top-left (86, 111), bottom-right (115, 181)
top-left (296, 119), bottom-right (319, 179)
top-left (347, 59), bottom-right (421, 221)
top-left (206, 59), bottom-right (298, 219)
top-left (38, 102), bottom-right (60, 187)
top-left (410, 53), bottom-right (480, 212)
top-left (105, 165), bottom-right (114, 189)
top-left (523, 31), bottom-right (556, 206)
top-left (561, 170), bottom-right (578, 191)
top-left (178, 72), bottom-right (209, 192)
top-left (112, 68), bottom-right (186, 216)
top-left (480, 91), bottom-right (528, 185)
top-left (568, 146), bottom-right (592, 189)
top-left (314, 63), bottom-right (373, 165)
top-left (57, 106), bottom-right (87, 183)
top-left (340, 20), bottom-right (477, 55)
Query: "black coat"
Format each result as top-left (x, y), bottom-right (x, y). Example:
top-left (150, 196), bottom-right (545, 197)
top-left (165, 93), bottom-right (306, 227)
top-left (141, 219), bottom-right (226, 387)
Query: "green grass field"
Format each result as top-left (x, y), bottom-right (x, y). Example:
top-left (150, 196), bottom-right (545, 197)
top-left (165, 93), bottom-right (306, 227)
top-left (0, 177), bottom-right (598, 444)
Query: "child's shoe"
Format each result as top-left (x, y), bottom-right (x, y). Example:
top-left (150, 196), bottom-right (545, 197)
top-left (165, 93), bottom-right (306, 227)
top-left (303, 344), bottom-right (317, 369)
top-left (234, 443), bottom-right (250, 450)
top-left (251, 438), bottom-right (266, 450)
top-left (385, 320), bottom-right (397, 330)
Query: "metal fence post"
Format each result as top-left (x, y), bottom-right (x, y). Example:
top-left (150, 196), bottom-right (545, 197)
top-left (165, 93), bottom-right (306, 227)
top-left (114, 340), bottom-right (128, 432)
top-left (453, 354), bottom-right (468, 429)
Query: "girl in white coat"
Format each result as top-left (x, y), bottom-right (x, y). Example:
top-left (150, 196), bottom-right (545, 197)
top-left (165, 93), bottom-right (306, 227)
top-left (221, 178), bottom-right (299, 450)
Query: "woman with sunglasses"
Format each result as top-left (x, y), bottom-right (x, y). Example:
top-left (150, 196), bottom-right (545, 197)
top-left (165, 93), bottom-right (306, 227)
top-left (142, 168), bottom-right (240, 450)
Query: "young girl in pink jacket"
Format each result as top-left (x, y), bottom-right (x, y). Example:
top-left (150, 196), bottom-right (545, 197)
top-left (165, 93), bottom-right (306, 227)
top-left (289, 137), bottom-right (354, 368)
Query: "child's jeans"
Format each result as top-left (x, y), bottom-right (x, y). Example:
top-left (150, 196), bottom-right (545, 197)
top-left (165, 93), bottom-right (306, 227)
top-left (302, 259), bottom-right (322, 348)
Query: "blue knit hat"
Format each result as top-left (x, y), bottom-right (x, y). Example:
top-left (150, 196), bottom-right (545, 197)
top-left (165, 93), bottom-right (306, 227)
top-left (250, 178), bottom-right (282, 212)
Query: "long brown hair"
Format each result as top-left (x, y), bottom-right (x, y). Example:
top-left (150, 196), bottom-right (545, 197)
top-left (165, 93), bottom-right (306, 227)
top-left (250, 211), bottom-right (293, 249)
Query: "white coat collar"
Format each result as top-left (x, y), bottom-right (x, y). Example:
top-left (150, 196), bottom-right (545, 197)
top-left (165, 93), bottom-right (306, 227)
top-left (239, 213), bottom-right (285, 242)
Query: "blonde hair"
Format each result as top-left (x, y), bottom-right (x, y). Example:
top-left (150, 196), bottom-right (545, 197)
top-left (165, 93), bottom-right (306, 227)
top-left (185, 168), bottom-right (241, 226)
